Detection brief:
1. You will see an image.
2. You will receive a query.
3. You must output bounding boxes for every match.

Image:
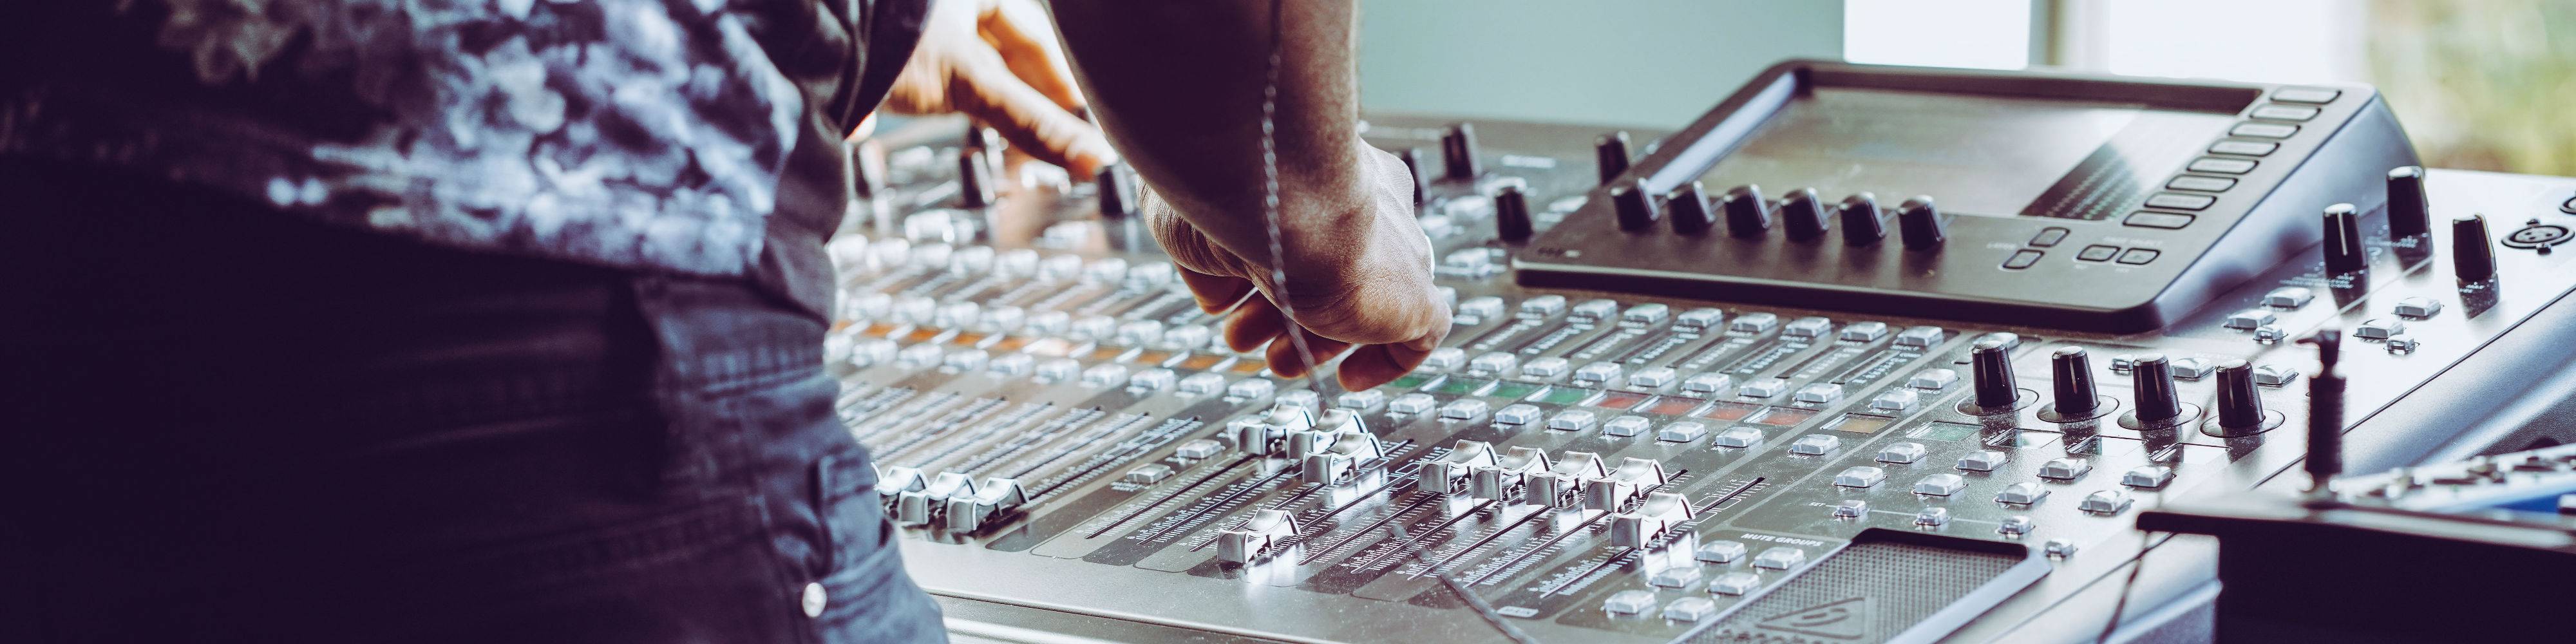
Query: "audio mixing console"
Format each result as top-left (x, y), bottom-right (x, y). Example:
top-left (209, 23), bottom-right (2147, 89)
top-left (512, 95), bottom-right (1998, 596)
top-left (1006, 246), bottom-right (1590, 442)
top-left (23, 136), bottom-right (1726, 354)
top-left (827, 63), bottom-right (2576, 643)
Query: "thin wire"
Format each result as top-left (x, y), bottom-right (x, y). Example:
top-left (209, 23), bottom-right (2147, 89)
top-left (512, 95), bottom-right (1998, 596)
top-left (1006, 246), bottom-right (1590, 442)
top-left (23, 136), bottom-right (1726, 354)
top-left (1256, 0), bottom-right (1334, 416)
top-left (1385, 521), bottom-right (1546, 644)
top-left (2096, 530), bottom-right (2158, 644)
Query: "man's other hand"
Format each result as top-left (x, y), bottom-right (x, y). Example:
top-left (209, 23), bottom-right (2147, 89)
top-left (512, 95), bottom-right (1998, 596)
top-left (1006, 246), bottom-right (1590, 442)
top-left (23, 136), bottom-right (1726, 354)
top-left (880, 0), bottom-right (1114, 179)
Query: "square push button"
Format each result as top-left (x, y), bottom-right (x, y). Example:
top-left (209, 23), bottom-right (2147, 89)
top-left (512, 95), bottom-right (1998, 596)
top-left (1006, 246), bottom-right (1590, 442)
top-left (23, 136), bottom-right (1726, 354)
top-left (2273, 87), bottom-right (2342, 104)
top-left (2003, 249), bottom-right (2044, 269)
top-left (2124, 212), bottom-right (2195, 229)
top-left (2145, 193), bottom-right (2217, 211)
top-left (2078, 245), bottom-right (2121, 261)
top-left (2251, 104), bottom-right (2321, 121)
top-left (2029, 227), bottom-right (2070, 247)
top-left (2208, 140), bottom-right (2278, 156)
top-left (2188, 157), bottom-right (2259, 175)
top-left (2230, 122), bottom-right (2300, 138)
top-left (2117, 249), bottom-right (2161, 265)
top-left (2167, 176), bottom-right (2237, 192)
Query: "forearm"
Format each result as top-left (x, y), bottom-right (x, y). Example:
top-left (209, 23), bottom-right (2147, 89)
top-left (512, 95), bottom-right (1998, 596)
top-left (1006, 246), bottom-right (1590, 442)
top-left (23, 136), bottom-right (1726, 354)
top-left (1048, 0), bottom-right (1374, 280)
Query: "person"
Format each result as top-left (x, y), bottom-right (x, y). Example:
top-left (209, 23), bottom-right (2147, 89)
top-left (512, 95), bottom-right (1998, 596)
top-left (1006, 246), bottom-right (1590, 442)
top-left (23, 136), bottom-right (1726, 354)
top-left (1, 0), bottom-right (1444, 642)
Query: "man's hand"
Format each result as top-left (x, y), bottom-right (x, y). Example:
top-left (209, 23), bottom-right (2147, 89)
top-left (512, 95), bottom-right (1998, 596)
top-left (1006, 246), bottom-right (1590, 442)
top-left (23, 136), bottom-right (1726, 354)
top-left (1148, 146), bottom-right (1450, 391)
top-left (879, 0), bottom-right (1114, 178)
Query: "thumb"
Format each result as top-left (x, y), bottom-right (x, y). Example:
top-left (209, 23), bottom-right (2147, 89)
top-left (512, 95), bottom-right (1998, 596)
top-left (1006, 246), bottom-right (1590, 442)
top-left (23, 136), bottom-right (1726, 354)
top-left (947, 52), bottom-right (1116, 180)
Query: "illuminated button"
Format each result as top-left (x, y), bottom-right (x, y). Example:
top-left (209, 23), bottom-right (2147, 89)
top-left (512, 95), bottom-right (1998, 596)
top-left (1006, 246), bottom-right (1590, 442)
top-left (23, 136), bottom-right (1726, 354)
top-left (2254, 325), bottom-right (2289, 343)
top-left (1675, 308), bottom-right (1725, 331)
top-left (1788, 435), bottom-right (1841, 456)
top-left (2264, 287), bottom-right (2315, 308)
top-left (1728, 312), bottom-right (1780, 334)
top-left (1839, 321), bottom-right (1890, 342)
top-left (1574, 362), bottom-right (1624, 384)
top-left (2123, 465), bottom-right (2176, 489)
top-left (1695, 540), bottom-right (1749, 564)
top-left (893, 295), bottom-right (939, 324)
top-left (1388, 393), bottom-right (1439, 415)
top-left (1177, 372), bottom-right (1227, 395)
top-left (1958, 450), bottom-right (2008, 472)
top-left (2188, 157), bottom-right (2257, 175)
top-left (1160, 325), bottom-right (1212, 351)
top-left (1752, 547), bottom-right (1806, 570)
top-left (1276, 390), bottom-right (1321, 410)
top-left (985, 352), bottom-right (1034, 377)
top-left (1831, 499), bottom-right (1869, 518)
top-left (896, 344), bottom-right (945, 368)
top-left (2039, 458), bottom-right (2094, 480)
top-left (2169, 175), bottom-right (2241, 191)
top-left (1422, 348), bottom-right (1468, 371)
top-left (1125, 464), bottom-right (1175, 484)
top-left (1070, 315), bottom-right (1119, 341)
top-left (980, 305), bottom-right (1025, 332)
top-left (2224, 309), bottom-right (2277, 330)
top-left (1714, 426), bottom-right (1765, 448)
top-left (1663, 596), bottom-right (1718, 622)
top-left (1602, 415), bottom-right (1652, 437)
top-left (1034, 358), bottom-right (1082, 383)
top-left (1833, 466), bottom-right (1887, 488)
top-left (1457, 296), bottom-right (1505, 321)
top-left (1792, 383), bottom-right (1843, 404)
top-left (1023, 311), bottom-right (1071, 335)
top-left (2170, 357), bottom-right (2215, 381)
top-left (1602, 589), bottom-right (1656, 615)
top-left (1494, 404), bottom-right (1543, 425)
top-left (849, 339), bottom-right (898, 368)
top-left (1783, 316), bottom-right (1833, 338)
top-left (1914, 473), bottom-right (1967, 497)
top-left (1875, 442), bottom-right (1928, 464)
top-left (1439, 399), bottom-right (1490, 420)
top-left (2386, 334), bottom-right (2420, 353)
top-left (1569, 298), bottom-right (1620, 323)
top-left (1736, 377), bottom-right (1790, 398)
top-left (1037, 254), bottom-right (1084, 281)
top-left (1628, 367), bottom-right (1678, 388)
top-left (1123, 262), bottom-right (1175, 289)
top-left (1522, 357), bottom-right (1571, 379)
top-left (2273, 87), bottom-right (2341, 104)
top-left (2045, 539), bottom-right (2079, 558)
top-left (2145, 193), bottom-right (2216, 211)
top-left (1622, 303), bottom-right (1671, 327)
top-left (933, 302), bottom-right (981, 328)
top-left (1997, 482), bottom-right (2050, 505)
top-left (1647, 565), bottom-right (1701, 589)
top-left (1519, 295), bottom-right (1567, 319)
top-left (1548, 410), bottom-right (1600, 431)
top-left (2394, 297), bottom-right (2444, 319)
top-left (1909, 369), bottom-right (1959, 390)
top-left (1114, 321), bottom-right (1165, 346)
top-left (2109, 354), bottom-right (2136, 373)
top-left (942, 349), bottom-right (990, 372)
top-left (1336, 390), bottom-right (1386, 410)
top-left (1708, 572), bottom-right (1763, 596)
top-left (2356, 318), bottom-right (2405, 339)
top-left (2080, 489), bottom-right (2135, 515)
top-left (1225, 379), bottom-right (1276, 399)
top-left (1681, 373), bottom-right (1736, 394)
top-left (1469, 352), bottom-right (1519, 375)
top-left (2230, 122), bottom-right (2299, 138)
top-left (1126, 368), bottom-right (1177, 392)
top-left (2253, 364), bottom-right (2302, 386)
top-left (1894, 326), bottom-right (1946, 348)
top-left (1870, 390), bottom-right (1919, 412)
top-left (1441, 248), bottom-right (1497, 276)
top-left (1173, 439), bottom-right (1226, 460)
top-left (1080, 365), bottom-right (1130, 388)
top-left (992, 249), bottom-right (1041, 276)
top-left (1915, 507), bottom-right (1951, 527)
top-left (1657, 421), bottom-right (1710, 443)
top-left (1999, 515), bottom-right (2035, 536)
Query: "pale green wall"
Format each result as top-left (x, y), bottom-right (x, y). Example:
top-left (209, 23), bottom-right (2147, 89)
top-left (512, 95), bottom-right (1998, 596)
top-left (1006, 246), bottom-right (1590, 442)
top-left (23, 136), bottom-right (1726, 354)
top-left (1358, 1), bottom-right (1846, 129)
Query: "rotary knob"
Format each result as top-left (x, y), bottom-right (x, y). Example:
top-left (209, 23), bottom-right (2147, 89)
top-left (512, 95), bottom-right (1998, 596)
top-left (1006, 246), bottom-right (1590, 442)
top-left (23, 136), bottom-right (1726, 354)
top-left (1665, 182), bottom-right (1715, 235)
top-left (1096, 163), bottom-right (1136, 218)
top-left (1898, 196), bottom-right (1946, 250)
top-left (1970, 337), bottom-right (2018, 409)
top-left (1596, 131), bottom-right (1633, 185)
top-left (2322, 203), bottom-right (2368, 274)
top-left (2454, 214), bottom-right (2497, 283)
top-left (1441, 122), bottom-right (1481, 180)
top-left (1839, 193), bottom-right (1886, 246)
top-left (1721, 184), bottom-right (1773, 238)
top-left (2386, 166), bottom-right (2432, 240)
top-left (1780, 188), bottom-right (1832, 242)
top-left (2130, 354), bottom-right (2184, 424)
top-left (1495, 184), bottom-right (1534, 243)
top-left (958, 147), bottom-right (995, 208)
top-left (2213, 360), bottom-right (2266, 431)
top-left (2049, 346), bottom-right (2098, 418)
top-left (1396, 147), bottom-right (1430, 207)
top-left (1612, 178), bottom-right (1659, 232)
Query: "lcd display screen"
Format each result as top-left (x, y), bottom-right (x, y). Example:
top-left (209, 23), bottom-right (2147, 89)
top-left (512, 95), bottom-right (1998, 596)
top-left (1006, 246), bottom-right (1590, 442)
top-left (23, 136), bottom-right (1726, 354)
top-left (1698, 88), bottom-right (2241, 220)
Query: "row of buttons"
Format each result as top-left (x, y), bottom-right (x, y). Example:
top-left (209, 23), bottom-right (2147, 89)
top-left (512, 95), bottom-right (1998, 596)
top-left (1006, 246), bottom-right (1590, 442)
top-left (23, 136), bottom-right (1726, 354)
top-left (2114, 87), bottom-right (2335, 232)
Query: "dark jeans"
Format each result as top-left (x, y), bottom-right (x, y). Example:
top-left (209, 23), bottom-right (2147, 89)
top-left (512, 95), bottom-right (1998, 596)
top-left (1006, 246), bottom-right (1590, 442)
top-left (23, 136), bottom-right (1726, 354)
top-left (0, 161), bottom-right (945, 643)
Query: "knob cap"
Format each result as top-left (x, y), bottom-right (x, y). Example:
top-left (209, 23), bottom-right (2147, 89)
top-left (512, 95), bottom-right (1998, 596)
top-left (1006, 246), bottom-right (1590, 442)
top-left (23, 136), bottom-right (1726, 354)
top-left (2130, 354), bottom-right (2184, 423)
top-left (1898, 196), bottom-right (1946, 250)
top-left (1495, 185), bottom-right (1534, 243)
top-left (1397, 148), bottom-right (1430, 207)
top-left (1096, 163), bottom-right (1136, 218)
top-left (1839, 193), bottom-right (1886, 246)
top-left (1441, 122), bottom-right (1481, 180)
top-left (2454, 214), bottom-right (2498, 283)
top-left (1780, 189), bottom-right (1832, 242)
top-left (1721, 185), bottom-right (1773, 238)
top-left (1596, 132), bottom-right (1633, 185)
top-left (2213, 359), bottom-right (2265, 428)
top-left (2050, 346), bottom-right (2098, 417)
top-left (1665, 182), bottom-right (1714, 235)
top-left (958, 147), bottom-right (995, 208)
top-left (2322, 203), bottom-right (2368, 274)
top-left (1611, 178), bottom-right (1659, 232)
top-left (1971, 337), bottom-right (2018, 408)
top-left (2386, 166), bottom-right (2432, 240)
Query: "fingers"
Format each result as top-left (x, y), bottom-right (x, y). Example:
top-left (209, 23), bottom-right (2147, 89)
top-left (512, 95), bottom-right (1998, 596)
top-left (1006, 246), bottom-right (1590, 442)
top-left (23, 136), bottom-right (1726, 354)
top-left (1176, 267), bottom-right (1255, 315)
top-left (1336, 341), bottom-right (1436, 391)
top-left (976, 0), bottom-right (1084, 113)
top-left (1223, 297), bottom-right (1288, 352)
top-left (1264, 327), bottom-right (1352, 380)
top-left (947, 49), bottom-right (1115, 180)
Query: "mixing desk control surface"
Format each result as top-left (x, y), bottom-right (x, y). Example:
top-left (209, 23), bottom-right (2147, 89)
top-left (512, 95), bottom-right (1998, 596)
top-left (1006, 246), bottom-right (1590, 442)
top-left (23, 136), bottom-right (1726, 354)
top-left (829, 64), bottom-right (2576, 644)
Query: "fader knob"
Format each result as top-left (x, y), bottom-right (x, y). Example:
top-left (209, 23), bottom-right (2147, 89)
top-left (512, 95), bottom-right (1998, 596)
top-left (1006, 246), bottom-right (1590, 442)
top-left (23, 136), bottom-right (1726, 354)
top-left (1397, 148), bottom-right (1430, 207)
top-left (1612, 178), bottom-right (1660, 232)
top-left (2454, 214), bottom-right (2498, 283)
top-left (2322, 204), bottom-right (2368, 274)
top-left (1441, 122), bottom-right (1481, 180)
top-left (2386, 166), bottom-right (2432, 240)
top-left (1596, 131), bottom-right (1633, 185)
top-left (1839, 193), bottom-right (1886, 246)
top-left (1970, 337), bottom-right (2018, 409)
top-left (1898, 196), bottom-right (1946, 250)
top-left (1495, 184), bottom-right (1534, 243)
top-left (850, 139), bottom-right (888, 199)
top-left (958, 147), bottom-right (995, 208)
top-left (1721, 185), bottom-right (1773, 238)
top-left (1665, 182), bottom-right (1715, 235)
top-left (1780, 188), bottom-right (1832, 242)
top-left (2213, 360), bottom-right (2266, 430)
top-left (1096, 163), bottom-right (1136, 218)
top-left (2130, 354), bottom-right (2184, 424)
top-left (2049, 346), bottom-right (2098, 418)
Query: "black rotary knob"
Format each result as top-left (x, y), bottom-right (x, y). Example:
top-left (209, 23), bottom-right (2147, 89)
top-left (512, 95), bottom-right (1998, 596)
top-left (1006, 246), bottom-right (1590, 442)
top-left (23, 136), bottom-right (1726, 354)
top-left (1898, 196), bottom-right (1946, 250)
top-left (1839, 193), bottom-right (1886, 246)
top-left (2387, 166), bottom-right (2432, 240)
top-left (1441, 122), bottom-right (1481, 180)
top-left (1495, 184), bottom-right (1534, 243)
top-left (2322, 203), bottom-right (2368, 274)
top-left (1612, 178), bottom-right (1659, 232)
top-left (958, 147), bottom-right (995, 208)
top-left (2131, 354), bottom-right (2184, 423)
top-left (1665, 182), bottom-right (1715, 235)
top-left (1721, 184), bottom-right (1774, 238)
top-left (1596, 131), bottom-right (1633, 185)
top-left (1971, 337), bottom-right (2018, 408)
top-left (2214, 360), bottom-right (2265, 429)
top-left (2454, 214), bottom-right (2498, 283)
top-left (1096, 163), bottom-right (1136, 218)
top-left (1397, 148), bottom-right (1430, 207)
top-left (1780, 188), bottom-right (1832, 242)
top-left (2050, 346), bottom-right (2098, 417)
